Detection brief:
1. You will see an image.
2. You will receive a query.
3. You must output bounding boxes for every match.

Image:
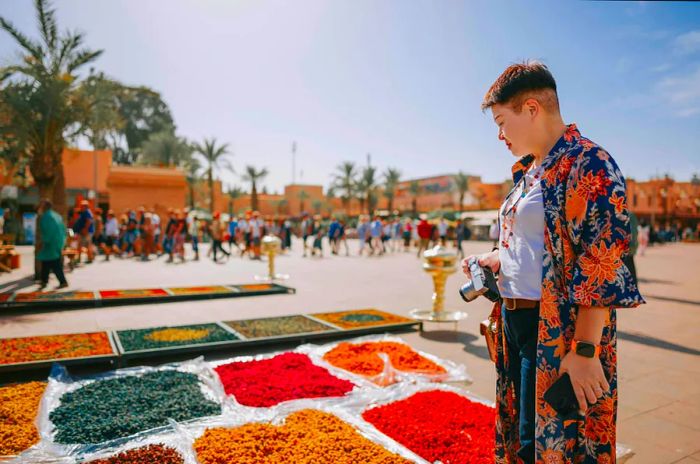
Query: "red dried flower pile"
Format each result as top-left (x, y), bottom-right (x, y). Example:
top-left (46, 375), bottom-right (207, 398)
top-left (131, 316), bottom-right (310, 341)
top-left (362, 390), bottom-right (496, 464)
top-left (213, 352), bottom-right (355, 407)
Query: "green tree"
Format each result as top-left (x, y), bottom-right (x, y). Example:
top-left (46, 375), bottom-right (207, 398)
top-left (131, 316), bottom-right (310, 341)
top-left (241, 165), bottom-right (268, 211)
top-left (312, 199), bottom-right (323, 215)
top-left (139, 131), bottom-right (192, 167)
top-left (0, 0), bottom-right (104, 214)
top-left (193, 138), bottom-right (232, 213)
top-left (183, 156), bottom-right (201, 209)
top-left (75, 72), bottom-right (124, 151)
top-left (452, 171), bottom-right (470, 214)
top-left (276, 198), bottom-right (289, 215)
top-left (409, 180), bottom-right (422, 217)
top-left (298, 189), bottom-right (309, 214)
top-left (331, 161), bottom-right (357, 212)
top-left (227, 185), bottom-right (245, 215)
top-left (383, 167), bottom-right (401, 214)
top-left (357, 166), bottom-right (378, 216)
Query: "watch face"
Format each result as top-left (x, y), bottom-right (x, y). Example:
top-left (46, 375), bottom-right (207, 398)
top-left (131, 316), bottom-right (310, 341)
top-left (576, 342), bottom-right (596, 358)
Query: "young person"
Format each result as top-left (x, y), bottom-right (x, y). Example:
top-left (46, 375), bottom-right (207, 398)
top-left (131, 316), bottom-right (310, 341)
top-left (464, 61), bottom-right (644, 463)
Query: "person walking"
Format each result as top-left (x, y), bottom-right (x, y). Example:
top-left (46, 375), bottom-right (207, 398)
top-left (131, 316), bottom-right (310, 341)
top-left (37, 199), bottom-right (68, 289)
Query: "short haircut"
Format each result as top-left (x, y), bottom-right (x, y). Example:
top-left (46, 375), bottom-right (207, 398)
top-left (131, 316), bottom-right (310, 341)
top-left (40, 198), bottom-right (53, 210)
top-left (481, 60), bottom-right (560, 114)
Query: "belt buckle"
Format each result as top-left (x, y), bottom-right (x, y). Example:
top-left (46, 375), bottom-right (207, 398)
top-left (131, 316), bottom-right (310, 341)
top-left (505, 298), bottom-right (517, 311)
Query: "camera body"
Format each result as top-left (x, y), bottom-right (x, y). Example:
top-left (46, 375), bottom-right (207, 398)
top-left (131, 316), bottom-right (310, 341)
top-left (459, 256), bottom-right (500, 302)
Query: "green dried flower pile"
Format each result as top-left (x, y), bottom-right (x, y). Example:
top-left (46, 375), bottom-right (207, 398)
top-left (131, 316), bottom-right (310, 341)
top-left (50, 370), bottom-right (220, 444)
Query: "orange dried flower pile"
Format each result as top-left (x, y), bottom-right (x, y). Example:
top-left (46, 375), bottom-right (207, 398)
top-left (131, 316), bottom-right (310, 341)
top-left (0, 381), bottom-right (46, 456)
top-left (323, 341), bottom-right (446, 381)
top-left (193, 409), bottom-right (411, 464)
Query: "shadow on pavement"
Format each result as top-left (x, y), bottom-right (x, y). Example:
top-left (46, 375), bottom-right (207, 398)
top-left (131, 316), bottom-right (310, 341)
top-left (419, 329), bottom-right (492, 361)
top-left (619, 331), bottom-right (700, 356)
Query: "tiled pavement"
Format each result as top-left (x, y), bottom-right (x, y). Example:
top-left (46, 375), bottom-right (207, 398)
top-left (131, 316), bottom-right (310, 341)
top-left (1, 239), bottom-right (698, 463)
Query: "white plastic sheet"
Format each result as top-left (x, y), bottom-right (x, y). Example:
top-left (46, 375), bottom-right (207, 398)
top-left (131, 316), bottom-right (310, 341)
top-left (171, 395), bottom-right (431, 464)
top-left (15, 357), bottom-right (225, 462)
top-left (205, 349), bottom-right (364, 412)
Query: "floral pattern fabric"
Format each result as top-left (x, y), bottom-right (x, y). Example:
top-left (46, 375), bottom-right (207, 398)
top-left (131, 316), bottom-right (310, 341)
top-left (491, 124), bottom-right (645, 463)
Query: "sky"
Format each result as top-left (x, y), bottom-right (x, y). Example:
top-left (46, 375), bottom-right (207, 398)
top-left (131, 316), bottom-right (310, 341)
top-left (1, 0), bottom-right (699, 194)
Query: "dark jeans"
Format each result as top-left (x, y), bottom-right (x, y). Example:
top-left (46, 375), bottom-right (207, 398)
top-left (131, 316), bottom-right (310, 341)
top-left (502, 302), bottom-right (539, 464)
top-left (40, 258), bottom-right (67, 286)
top-left (212, 240), bottom-right (229, 261)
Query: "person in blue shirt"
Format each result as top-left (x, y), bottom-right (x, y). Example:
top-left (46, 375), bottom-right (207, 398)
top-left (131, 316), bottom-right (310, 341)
top-left (328, 218), bottom-right (340, 255)
top-left (228, 216), bottom-right (238, 253)
top-left (72, 200), bottom-right (95, 263)
top-left (370, 216), bottom-right (384, 255)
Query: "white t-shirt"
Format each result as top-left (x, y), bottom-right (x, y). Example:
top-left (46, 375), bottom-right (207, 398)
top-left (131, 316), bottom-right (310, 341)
top-left (438, 221), bottom-right (448, 236)
top-left (497, 167), bottom-right (545, 300)
top-left (105, 218), bottom-right (119, 237)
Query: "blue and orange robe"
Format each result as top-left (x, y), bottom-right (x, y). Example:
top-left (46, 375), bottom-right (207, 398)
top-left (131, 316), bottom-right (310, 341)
top-left (492, 124), bottom-right (645, 463)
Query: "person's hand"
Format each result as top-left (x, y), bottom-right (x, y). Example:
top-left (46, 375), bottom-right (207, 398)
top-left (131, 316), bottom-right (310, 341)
top-left (559, 349), bottom-right (610, 414)
top-left (461, 250), bottom-right (500, 279)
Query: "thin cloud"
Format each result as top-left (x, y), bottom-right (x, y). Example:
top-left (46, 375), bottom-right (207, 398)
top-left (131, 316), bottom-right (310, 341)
top-left (657, 66), bottom-right (700, 117)
top-left (674, 30), bottom-right (700, 56)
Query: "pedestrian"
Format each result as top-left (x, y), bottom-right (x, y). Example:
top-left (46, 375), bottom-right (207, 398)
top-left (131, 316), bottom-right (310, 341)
top-left (370, 216), bottom-right (383, 255)
top-left (250, 211), bottom-right (263, 259)
top-left (210, 212), bottom-right (230, 262)
top-left (416, 215), bottom-right (431, 257)
top-left (438, 217), bottom-right (449, 246)
top-left (103, 210), bottom-right (119, 260)
top-left (36, 199), bottom-right (68, 289)
top-left (72, 200), bottom-right (95, 263)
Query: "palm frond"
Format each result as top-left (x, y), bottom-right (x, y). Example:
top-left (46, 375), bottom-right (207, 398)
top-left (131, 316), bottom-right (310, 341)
top-left (0, 17), bottom-right (44, 63)
top-left (67, 48), bottom-right (103, 74)
top-left (36, 0), bottom-right (58, 52)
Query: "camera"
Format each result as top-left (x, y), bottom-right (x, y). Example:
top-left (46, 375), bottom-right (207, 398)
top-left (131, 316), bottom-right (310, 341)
top-left (459, 256), bottom-right (500, 302)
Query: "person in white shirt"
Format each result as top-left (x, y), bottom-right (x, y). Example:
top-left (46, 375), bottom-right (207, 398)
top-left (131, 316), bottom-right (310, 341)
top-left (103, 210), bottom-right (120, 260)
top-left (438, 217), bottom-right (449, 246)
top-left (150, 209), bottom-right (161, 254)
top-left (250, 211), bottom-right (263, 259)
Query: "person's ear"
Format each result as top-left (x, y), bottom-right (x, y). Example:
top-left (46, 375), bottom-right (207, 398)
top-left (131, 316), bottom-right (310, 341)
top-left (524, 98), bottom-right (539, 118)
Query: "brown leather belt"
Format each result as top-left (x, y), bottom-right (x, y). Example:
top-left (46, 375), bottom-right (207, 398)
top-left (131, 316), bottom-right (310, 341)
top-left (503, 297), bottom-right (539, 310)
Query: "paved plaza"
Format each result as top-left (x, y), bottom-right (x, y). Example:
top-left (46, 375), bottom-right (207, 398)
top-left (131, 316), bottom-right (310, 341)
top-left (1, 239), bottom-right (699, 464)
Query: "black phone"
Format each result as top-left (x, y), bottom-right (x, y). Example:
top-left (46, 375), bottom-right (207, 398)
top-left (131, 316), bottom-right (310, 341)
top-left (543, 373), bottom-right (584, 419)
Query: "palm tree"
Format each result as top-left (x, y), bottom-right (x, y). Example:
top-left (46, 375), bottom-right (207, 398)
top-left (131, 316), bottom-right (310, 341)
top-left (241, 165), bottom-right (268, 211)
top-left (383, 167), bottom-right (401, 214)
top-left (193, 138), bottom-right (232, 213)
top-left (331, 162), bottom-right (357, 212)
top-left (453, 171), bottom-right (469, 214)
top-left (357, 166), bottom-right (378, 216)
top-left (227, 185), bottom-right (245, 215)
top-left (140, 131), bottom-right (192, 166)
top-left (276, 199), bottom-right (289, 215)
top-left (183, 156), bottom-right (201, 209)
top-left (312, 199), bottom-right (323, 215)
top-left (0, 0), bottom-right (104, 214)
top-left (409, 180), bottom-right (422, 217)
top-left (298, 190), bottom-right (310, 214)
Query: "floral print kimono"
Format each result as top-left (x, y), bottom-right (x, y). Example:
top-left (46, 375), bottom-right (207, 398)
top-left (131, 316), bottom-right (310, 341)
top-left (492, 124), bottom-right (645, 463)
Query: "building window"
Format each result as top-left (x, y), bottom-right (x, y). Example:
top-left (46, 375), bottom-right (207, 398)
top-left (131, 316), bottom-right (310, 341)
top-left (633, 194), bottom-right (638, 207)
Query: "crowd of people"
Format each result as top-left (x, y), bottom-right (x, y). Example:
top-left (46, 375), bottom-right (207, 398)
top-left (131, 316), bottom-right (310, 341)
top-left (55, 201), bottom-right (479, 266)
top-left (22, 196), bottom-right (700, 291)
